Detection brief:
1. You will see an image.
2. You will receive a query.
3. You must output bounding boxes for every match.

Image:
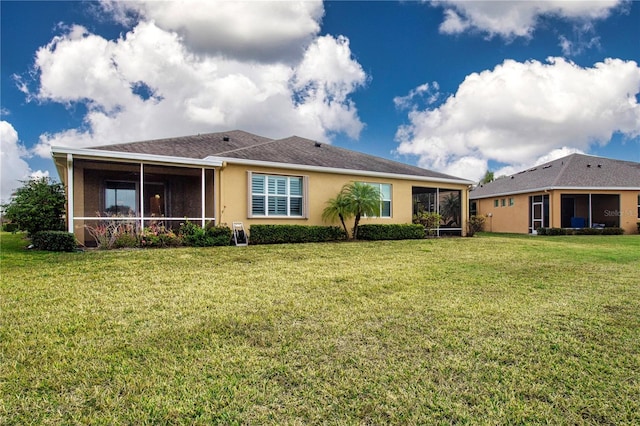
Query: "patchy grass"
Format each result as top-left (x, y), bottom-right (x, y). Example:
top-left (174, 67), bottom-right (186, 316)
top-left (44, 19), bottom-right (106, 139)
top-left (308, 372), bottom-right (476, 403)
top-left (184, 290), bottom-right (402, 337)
top-left (1, 232), bottom-right (639, 424)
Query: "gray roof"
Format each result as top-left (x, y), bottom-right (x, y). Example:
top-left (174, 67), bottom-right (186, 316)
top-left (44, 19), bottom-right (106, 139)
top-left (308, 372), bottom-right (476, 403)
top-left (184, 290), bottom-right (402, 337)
top-left (470, 153), bottom-right (640, 199)
top-left (93, 130), bottom-right (468, 181)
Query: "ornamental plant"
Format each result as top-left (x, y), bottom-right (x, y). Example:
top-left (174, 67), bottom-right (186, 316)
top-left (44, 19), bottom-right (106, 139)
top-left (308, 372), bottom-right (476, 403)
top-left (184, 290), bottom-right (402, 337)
top-left (1, 177), bottom-right (66, 236)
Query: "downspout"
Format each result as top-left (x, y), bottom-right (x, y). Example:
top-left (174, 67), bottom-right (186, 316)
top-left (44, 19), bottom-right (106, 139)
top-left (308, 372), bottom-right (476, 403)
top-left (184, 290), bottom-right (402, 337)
top-left (66, 153), bottom-right (74, 233)
top-left (217, 161), bottom-right (227, 225)
top-left (201, 168), bottom-right (206, 228)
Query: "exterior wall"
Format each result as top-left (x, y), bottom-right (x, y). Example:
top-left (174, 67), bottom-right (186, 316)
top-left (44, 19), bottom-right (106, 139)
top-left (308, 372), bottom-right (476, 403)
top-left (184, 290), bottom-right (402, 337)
top-left (216, 163), bottom-right (469, 234)
top-left (474, 193), bottom-right (532, 233)
top-left (473, 189), bottom-right (640, 235)
top-left (59, 157), bottom-right (470, 242)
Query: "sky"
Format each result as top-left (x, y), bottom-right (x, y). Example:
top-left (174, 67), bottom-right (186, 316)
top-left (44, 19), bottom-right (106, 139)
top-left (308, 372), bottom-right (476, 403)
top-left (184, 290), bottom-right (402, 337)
top-left (1, 0), bottom-right (639, 203)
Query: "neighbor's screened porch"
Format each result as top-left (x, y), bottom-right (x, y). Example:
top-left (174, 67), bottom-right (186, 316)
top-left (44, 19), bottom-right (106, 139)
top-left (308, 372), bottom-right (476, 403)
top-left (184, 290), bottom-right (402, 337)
top-left (72, 159), bottom-right (216, 246)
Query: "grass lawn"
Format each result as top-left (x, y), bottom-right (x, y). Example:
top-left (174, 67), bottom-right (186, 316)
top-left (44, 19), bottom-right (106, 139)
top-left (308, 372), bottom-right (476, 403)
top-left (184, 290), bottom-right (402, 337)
top-left (1, 232), bottom-right (639, 424)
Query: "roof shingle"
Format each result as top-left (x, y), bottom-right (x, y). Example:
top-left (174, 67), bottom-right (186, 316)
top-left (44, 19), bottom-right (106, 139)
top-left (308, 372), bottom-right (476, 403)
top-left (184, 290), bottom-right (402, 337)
top-left (92, 130), bottom-right (468, 181)
top-left (470, 153), bottom-right (640, 199)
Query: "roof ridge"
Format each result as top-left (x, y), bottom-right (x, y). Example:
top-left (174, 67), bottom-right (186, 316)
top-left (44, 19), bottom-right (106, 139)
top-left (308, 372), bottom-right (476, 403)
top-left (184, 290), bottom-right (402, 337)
top-left (214, 137), bottom-right (282, 155)
top-left (550, 153), bottom-right (578, 186)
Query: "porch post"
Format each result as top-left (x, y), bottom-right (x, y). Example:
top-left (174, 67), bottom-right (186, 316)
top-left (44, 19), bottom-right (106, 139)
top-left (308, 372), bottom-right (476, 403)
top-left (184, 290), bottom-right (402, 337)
top-left (436, 187), bottom-right (440, 237)
top-left (140, 163), bottom-right (145, 231)
top-left (201, 168), bottom-right (206, 228)
top-left (66, 153), bottom-right (74, 233)
top-left (588, 193), bottom-right (592, 228)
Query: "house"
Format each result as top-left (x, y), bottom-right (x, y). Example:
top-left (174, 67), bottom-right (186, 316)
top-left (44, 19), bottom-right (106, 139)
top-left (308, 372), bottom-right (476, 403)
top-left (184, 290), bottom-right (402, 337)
top-left (51, 130), bottom-right (474, 245)
top-left (470, 153), bottom-right (640, 234)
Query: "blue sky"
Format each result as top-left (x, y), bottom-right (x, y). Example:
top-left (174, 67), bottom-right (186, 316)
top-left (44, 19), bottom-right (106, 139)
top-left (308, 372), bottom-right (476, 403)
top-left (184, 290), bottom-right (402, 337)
top-left (2, 0), bottom-right (639, 202)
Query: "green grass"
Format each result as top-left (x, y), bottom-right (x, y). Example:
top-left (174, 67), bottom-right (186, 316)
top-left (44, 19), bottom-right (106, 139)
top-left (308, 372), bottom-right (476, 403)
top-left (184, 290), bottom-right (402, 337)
top-left (1, 232), bottom-right (639, 424)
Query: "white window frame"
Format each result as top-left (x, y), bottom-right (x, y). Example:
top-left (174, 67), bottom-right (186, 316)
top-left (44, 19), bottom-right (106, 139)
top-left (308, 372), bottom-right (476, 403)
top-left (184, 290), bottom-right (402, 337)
top-left (361, 182), bottom-right (392, 218)
top-left (248, 172), bottom-right (307, 218)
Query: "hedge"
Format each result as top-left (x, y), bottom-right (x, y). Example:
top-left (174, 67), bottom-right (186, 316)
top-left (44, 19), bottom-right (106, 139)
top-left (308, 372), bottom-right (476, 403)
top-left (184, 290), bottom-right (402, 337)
top-left (537, 227), bottom-right (624, 236)
top-left (249, 225), bottom-right (346, 245)
top-left (357, 224), bottom-right (425, 240)
top-left (31, 231), bottom-right (77, 252)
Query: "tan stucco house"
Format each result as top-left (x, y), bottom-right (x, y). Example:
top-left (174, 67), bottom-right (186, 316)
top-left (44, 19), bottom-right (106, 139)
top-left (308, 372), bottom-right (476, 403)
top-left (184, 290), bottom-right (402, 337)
top-left (51, 130), bottom-right (473, 245)
top-left (470, 153), bottom-right (640, 234)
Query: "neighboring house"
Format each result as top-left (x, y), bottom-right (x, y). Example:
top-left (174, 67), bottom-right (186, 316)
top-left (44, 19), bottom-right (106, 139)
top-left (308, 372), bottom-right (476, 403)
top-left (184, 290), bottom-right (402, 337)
top-left (470, 153), bottom-right (640, 234)
top-left (51, 130), bottom-right (474, 246)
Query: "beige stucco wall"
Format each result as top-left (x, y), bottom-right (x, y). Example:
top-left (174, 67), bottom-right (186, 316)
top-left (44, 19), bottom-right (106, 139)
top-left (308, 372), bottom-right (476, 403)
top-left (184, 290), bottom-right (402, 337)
top-left (216, 163), bottom-right (469, 234)
top-left (474, 193), bottom-right (533, 233)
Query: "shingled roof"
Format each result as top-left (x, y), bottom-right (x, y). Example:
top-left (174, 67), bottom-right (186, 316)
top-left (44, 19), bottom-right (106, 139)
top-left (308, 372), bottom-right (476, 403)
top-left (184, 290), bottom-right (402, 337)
top-left (470, 153), bottom-right (640, 199)
top-left (92, 130), bottom-right (468, 181)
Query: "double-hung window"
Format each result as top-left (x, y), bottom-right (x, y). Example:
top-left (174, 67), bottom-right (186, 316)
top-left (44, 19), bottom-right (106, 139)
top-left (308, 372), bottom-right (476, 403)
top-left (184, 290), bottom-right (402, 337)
top-left (250, 173), bottom-right (304, 217)
top-left (362, 182), bottom-right (392, 218)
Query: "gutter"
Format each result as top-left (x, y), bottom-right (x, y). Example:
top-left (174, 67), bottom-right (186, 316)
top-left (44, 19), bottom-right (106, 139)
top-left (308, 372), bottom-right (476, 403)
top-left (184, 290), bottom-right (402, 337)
top-left (51, 146), bottom-right (224, 168)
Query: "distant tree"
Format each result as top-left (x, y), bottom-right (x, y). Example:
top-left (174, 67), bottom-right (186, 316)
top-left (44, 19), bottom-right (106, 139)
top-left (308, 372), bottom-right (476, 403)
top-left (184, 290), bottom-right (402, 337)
top-left (1, 177), bottom-right (66, 236)
top-left (480, 170), bottom-right (494, 184)
top-left (322, 192), bottom-right (352, 237)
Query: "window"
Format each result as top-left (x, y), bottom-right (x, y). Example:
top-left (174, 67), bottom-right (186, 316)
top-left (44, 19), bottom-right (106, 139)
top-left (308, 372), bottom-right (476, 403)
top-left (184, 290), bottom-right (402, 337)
top-left (637, 194), bottom-right (640, 218)
top-left (509, 197), bottom-right (515, 206)
top-left (362, 182), bottom-right (392, 218)
top-left (494, 199), bottom-right (499, 207)
top-left (501, 198), bottom-right (506, 207)
top-left (250, 173), bottom-right (304, 217)
top-left (105, 181), bottom-right (137, 215)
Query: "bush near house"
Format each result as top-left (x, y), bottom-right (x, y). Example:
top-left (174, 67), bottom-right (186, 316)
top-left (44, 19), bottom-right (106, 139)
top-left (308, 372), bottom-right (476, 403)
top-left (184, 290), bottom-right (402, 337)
top-left (31, 231), bottom-right (77, 252)
top-left (357, 224), bottom-right (425, 240)
top-left (467, 215), bottom-right (486, 237)
top-left (249, 225), bottom-right (346, 244)
top-left (537, 227), bottom-right (624, 236)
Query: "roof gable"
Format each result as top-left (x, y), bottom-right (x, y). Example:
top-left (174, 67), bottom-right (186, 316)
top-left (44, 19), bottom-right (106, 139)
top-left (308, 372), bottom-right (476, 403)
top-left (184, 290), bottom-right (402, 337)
top-left (471, 153), bottom-right (640, 199)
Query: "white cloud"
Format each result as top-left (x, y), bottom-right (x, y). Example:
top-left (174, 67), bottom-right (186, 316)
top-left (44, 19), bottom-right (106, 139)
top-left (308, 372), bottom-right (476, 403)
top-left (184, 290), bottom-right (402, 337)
top-left (25, 4), bottom-right (366, 157)
top-left (1, 121), bottom-right (44, 204)
top-left (393, 82), bottom-right (440, 110)
top-left (101, 0), bottom-right (324, 62)
top-left (396, 57), bottom-right (640, 182)
top-left (434, 0), bottom-right (625, 39)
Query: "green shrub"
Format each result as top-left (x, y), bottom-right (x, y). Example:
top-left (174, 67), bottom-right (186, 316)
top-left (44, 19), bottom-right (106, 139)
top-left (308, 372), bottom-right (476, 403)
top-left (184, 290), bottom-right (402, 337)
top-left (637, 221), bottom-right (640, 234)
top-left (575, 227), bottom-right (600, 235)
top-left (139, 224), bottom-right (182, 248)
top-left (413, 212), bottom-right (442, 236)
top-left (547, 228), bottom-right (567, 236)
top-left (601, 227), bottom-right (624, 235)
top-left (538, 227), bottom-right (624, 236)
top-left (179, 221), bottom-right (231, 247)
top-left (31, 231), bottom-right (77, 252)
top-left (1, 177), bottom-right (66, 236)
top-left (114, 233), bottom-right (139, 248)
top-left (249, 225), bottom-right (346, 245)
top-left (207, 225), bottom-right (232, 246)
top-left (357, 224), bottom-right (425, 240)
top-left (2, 222), bottom-right (19, 233)
top-left (467, 215), bottom-right (486, 237)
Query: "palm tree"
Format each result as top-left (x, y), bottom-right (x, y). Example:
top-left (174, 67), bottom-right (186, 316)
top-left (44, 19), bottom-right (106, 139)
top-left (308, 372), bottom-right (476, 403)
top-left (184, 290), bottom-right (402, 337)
top-left (322, 192), bottom-right (352, 237)
top-left (440, 192), bottom-right (460, 226)
top-left (341, 182), bottom-right (381, 239)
